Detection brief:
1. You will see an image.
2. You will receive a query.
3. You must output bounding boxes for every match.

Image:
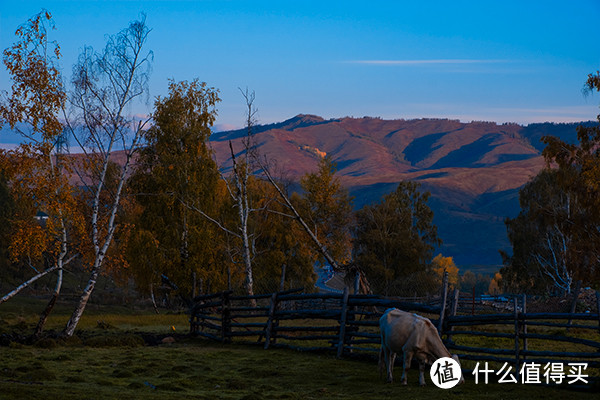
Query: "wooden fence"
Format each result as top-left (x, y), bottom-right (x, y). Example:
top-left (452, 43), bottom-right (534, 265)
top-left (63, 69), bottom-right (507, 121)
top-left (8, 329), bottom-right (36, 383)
top-left (445, 292), bottom-right (600, 372)
top-left (189, 285), bottom-right (600, 386)
top-left (190, 287), bottom-right (440, 356)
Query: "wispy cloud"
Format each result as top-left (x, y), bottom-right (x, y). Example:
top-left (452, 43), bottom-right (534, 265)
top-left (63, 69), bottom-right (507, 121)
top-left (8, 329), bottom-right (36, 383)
top-left (398, 103), bottom-right (598, 124)
top-left (347, 59), bottom-right (510, 65)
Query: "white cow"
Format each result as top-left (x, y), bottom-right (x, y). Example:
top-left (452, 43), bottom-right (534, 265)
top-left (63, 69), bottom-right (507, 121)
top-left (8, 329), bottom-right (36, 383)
top-left (379, 308), bottom-right (463, 386)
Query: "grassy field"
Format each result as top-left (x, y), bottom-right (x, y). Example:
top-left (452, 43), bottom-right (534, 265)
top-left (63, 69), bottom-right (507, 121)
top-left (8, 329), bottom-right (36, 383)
top-left (0, 297), bottom-right (598, 399)
top-left (0, 339), bottom-right (598, 400)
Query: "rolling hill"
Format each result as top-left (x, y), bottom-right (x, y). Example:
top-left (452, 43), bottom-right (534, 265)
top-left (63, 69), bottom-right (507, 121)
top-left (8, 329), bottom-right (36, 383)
top-left (210, 115), bottom-right (586, 271)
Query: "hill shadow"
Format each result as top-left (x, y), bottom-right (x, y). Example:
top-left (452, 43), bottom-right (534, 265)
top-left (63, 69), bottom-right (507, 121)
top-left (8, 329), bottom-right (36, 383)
top-left (415, 171), bottom-right (449, 180)
top-left (431, 134), bottom-right (497, 169)
top-left (520, 122), bottom-right (590, 152)
top-left (402, 131), bottom-right (449, 166)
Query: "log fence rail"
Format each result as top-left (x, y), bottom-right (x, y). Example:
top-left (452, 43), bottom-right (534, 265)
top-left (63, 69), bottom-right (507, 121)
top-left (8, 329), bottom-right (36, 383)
top-left (190, 282), bottom-right (600, 387)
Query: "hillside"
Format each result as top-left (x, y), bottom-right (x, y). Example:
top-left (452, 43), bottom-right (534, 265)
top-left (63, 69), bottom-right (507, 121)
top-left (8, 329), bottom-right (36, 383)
top-left (210, 116), bottom-right (588, 270)
top-left (2, 116), bottom-right (584, 271)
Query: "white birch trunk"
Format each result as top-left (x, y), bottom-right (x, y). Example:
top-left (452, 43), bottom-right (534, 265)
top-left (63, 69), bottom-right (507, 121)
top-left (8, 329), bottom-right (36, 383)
top-left (62, 18), bottom-right (151, 336)
top-left (0, 264), bottom-right (60, 304)
top-left (62, 136), bottom-right (139, 337)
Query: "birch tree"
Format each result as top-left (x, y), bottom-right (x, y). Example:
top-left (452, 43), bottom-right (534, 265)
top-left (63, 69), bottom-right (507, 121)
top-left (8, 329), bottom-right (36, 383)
top-left (298, 156), bottom-right (354, 268)
top-left (229, 88), bottom-right (258, 297)
top-left (189, 89), bottom-right (316, 297)
top-left (231, 89), bottom-right (348, 295)
top-left (534, 225), bottom-right (573, 293)
top-left (251, 188), bottom-right (318, 292)
top-left (192, 90), bottom-right (362, 295)
top-left (0, 11), bottom-right (82, 336)
top-left (61, 15), bottom-right (153, 337)
top-left (493, 70), bottom-right (600, 293)
top-left (502, 167), bottom-right (597, 294)
top-left (192, 88), bottom-right (260, 298)
top-left (0, 174), bottom-right (13, 273)
top-left (255, 142), bottom-right (377, 293)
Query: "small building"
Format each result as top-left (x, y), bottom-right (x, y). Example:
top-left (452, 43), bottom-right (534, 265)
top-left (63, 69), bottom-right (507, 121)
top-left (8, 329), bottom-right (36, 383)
top-left (34, 211), bottom-right (49, 227)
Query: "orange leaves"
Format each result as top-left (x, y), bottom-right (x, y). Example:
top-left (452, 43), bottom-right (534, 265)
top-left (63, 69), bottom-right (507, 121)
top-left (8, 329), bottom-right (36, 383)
top-left (299, 156), bottom-right (354, 265)
top-left (432, 253), bottom-right (459, 288)
top-left (9, 220), bottom-right (47, 263)
top-left (0, 141), bottom-right (84, 270)
top-left (0, 9), bottom-right (78, 279)
top-left (1, 9), bottom-right (65, 143)
top-left (488, 272), bottom-right (502, 295)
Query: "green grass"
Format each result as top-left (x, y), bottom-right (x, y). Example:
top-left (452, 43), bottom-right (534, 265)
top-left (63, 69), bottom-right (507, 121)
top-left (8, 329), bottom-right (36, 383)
top-left (0, 296), bottom-right (190, 335)
top-left (0, 339), bottom-right (597, 400)
top-left (0, 297), bottom-right (598, 399)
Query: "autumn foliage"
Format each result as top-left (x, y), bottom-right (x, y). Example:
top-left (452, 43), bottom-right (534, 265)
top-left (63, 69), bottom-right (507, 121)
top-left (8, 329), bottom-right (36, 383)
top-left (3, 9), bottom-right (600, 329)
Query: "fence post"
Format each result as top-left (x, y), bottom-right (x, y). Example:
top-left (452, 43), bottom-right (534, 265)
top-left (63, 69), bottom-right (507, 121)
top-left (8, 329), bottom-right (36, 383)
top-left (189, 302), bottom-right (197, 335)
top-left (437, 271), bottom-right (449, 335)
top-left (221, 291), bottom-right (231, 344)
top-left (279, 264), bottom-right (287, 292)
top-left (264, 292), bottom-right (279, 349)
top-left (513, 296), bottom-right (520, 379)
top-left (522, 293), bottom-right (527, 360)
top-left (337, 287), bottom-right (350, 358)
top-left (353, 271), bottom-right (360, 294)
top-left (192, 272), bottom-right (197, 299)
top-left (596, 291), bottom-right (600, 335)
top-left (567, 280), bottom-right (582, 332)
top-left (446, 289), bottom-right (459, 343)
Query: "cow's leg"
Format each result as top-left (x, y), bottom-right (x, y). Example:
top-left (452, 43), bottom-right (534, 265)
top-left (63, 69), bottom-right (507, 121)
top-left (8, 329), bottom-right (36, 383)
top-left (384, 348), bottom-right (395, 383)
top-left (378, 346), bottom-right (385, 378)
top-left (401, 351), bottom-right (412, 385)
top-left (418, 360), bottom-right (426, 386)
top-left (388, 352), bottom-right (396, 383)
top-left (380, 345), bottom-right (393, 383)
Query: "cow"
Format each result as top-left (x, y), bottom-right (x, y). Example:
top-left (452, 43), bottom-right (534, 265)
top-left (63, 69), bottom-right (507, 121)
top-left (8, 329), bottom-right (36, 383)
top-left (379, 308), bottom-right (464, 386)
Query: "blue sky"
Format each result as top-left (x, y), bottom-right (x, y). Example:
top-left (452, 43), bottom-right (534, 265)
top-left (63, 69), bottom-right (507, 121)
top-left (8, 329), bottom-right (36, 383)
top-left (1, 0), bottom-right (600, 134)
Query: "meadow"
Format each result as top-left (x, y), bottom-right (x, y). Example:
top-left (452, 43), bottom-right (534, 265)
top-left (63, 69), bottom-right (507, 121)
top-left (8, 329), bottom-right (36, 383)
top-left (0, 341), bottom-right (596, 400)
top-left (0, 296), bottom-right (598, 400)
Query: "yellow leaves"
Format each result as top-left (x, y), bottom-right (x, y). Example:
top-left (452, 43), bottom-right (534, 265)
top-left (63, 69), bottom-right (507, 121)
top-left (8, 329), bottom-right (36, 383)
top-left (432, 253), bottom-right (459, 288)
top-left (299, 155), bottom-right (353, 265)
top-left (488, 272), bottom-right (502, 294)
top-left (9, 220), bottom-right (48, 263)
top-left (1, 141), bottom-right (86, 271)
top-left (2, 9), bottom-right (64, 141)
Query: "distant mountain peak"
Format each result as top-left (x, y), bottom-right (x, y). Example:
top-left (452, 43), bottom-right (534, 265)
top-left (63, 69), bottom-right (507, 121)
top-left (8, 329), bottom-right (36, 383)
top-left (280, 114), bottom-right (326, 130)
top-left (292, 113), bottom-right (325, 122)
top-left (211, 114), bottom-right (326, 141)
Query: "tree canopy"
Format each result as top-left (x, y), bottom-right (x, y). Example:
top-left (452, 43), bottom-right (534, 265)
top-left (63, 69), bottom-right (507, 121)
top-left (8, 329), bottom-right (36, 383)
top-left (298, 156), bottom-right (354, 267)
top-left (501, 71), bottom-right (600, 293)
top-left (432, 253), bottom-right (459, 289)
top-left (127, 79), bottom-right (225, 298)
top-left (353, 181), bottom-right (441, 295)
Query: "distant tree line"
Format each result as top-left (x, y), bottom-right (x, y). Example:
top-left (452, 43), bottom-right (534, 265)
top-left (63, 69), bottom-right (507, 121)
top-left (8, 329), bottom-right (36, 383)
top-left (501, 72), bottom-right (600, 294)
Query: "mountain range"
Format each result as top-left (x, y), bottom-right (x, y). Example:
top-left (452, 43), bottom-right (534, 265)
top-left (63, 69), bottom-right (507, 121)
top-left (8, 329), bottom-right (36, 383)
top-left (210, 115), bottom-right (588, 272)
